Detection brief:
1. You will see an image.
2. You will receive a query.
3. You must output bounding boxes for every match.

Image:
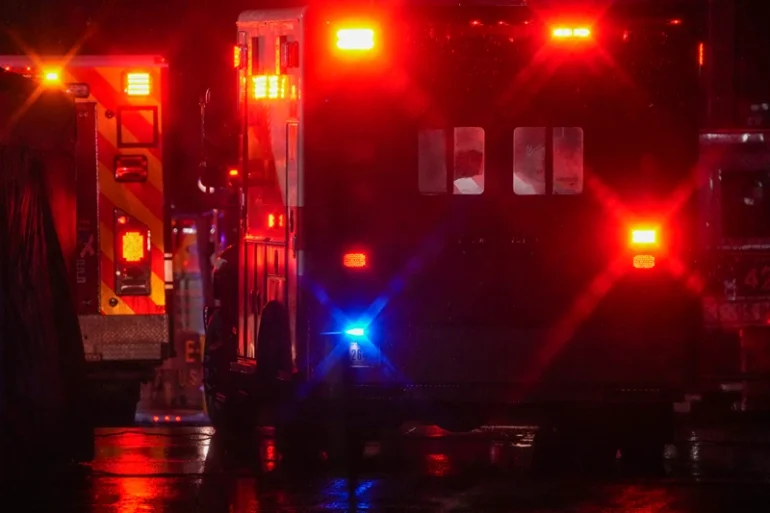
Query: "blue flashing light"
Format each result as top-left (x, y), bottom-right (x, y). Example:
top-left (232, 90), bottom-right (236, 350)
top-left (345, 327), bottom-right (365, 337)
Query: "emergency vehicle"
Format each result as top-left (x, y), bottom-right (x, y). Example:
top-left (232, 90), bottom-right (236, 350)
top-left (0, 55), bottom-right (172, 423)
top-left (200, 0), bottom-right (705, 460)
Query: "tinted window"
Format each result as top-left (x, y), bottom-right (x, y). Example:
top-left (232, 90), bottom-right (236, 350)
top-left (513, 127), bottom-right (584, 195)
top-left (721, 170), bottom-right (770, 238)
top-left (553, 127), bottom-right (584, 195)
top-left (513, 127), bottom-right (546, 195)
top-left (418, 127), bottom-right (485, 195)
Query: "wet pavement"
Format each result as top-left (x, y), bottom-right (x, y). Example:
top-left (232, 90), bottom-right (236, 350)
top-left (4, 417), bottom-right (770, 512)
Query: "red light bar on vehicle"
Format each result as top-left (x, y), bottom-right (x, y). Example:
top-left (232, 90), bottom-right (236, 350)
top-left (343, 252), bottom-right (367, 268)
top-left (336, 28), bottom-right (375, 51)
top-left (552, 27), bottom-right (591, 39)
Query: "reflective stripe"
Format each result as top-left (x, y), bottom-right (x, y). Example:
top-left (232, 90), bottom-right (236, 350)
top-left (164, 259), bottom-right (173, 282)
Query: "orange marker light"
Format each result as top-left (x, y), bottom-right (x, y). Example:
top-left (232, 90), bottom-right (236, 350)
top-left (336, 28), bottom-right (375, 50)
top-left (233, 45), bottom-right (241, 68)
top-left (228, 168), bottom-right (239, 177)
top-left (125, 72), bottom-right (151, 96)
top-left (633, 255), bottom-right (656, 269)
top-left (121, 231), bottom-right (146, 263)
top-left (343, 252), bottom-right (367, 268)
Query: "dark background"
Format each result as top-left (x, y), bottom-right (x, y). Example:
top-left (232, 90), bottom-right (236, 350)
top-left (0, 0), bottom-right (768, 212)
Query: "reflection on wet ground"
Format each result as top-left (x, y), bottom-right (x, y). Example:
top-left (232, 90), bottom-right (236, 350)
top-left (5, 422), bottom-right (770, 512)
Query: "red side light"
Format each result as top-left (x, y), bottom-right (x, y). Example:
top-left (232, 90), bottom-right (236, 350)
top-left (631, 229), bottom-right (656, 245)
top-left (343, 252), bottom-right (367, 268)
top-left (336, 28), bottom-right (375, 50)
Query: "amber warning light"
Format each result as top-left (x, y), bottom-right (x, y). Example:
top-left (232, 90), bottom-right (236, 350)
top-left (343, 252), bottom-right (367, 268)
top-left (121, 231), bottom-right (147, 263)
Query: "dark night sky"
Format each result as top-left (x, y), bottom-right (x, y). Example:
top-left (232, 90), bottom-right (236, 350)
top-left (0, 0), bottom-right (768, 210)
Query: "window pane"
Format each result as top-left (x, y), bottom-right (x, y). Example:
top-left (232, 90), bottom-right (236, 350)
top-left (721, 169), bottom-right (770, 238)
top-left (553, 127), bottom-right (584, 195)
top-left (513, 127), bottom-right (546, 195)
top-left (453, 127), bottom-right (484, 195)
top-left (418, 129), bottom-right (447, 194)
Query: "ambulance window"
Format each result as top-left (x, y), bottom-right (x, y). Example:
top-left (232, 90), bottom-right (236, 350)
top-left (513, 127), bottom-right (546, 195)
top-left (418, 129), bottom-right (447, 194)
top-left (453, 127), bottom-right (485, 195)
top-left (553, 127), bottom-right (584, 195)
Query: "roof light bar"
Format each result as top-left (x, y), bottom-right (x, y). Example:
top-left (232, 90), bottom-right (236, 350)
top-left (552, 27), bottom-right (591, 39)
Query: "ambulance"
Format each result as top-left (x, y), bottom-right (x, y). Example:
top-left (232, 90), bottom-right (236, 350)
top-left (0, 55), bottom-right (172, 423)
top-left (200, 0), bottom-right (705, 461)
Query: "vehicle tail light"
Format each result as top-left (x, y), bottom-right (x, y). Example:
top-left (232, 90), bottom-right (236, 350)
top-left (114, 154), bottom-right (148, 182)
top-left (115, 211), bottom-right (151, 295)
top-left (629, 227), bottom-right (659, 269)
top-left (343, 252), bottom-right (367, 268)
top-left (125, 72), bottom-right (151, 96)
top-left (336, 28), bottom-right (375, 51)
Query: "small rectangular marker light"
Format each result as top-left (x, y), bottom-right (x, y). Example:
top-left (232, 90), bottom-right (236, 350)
top-left (343, 252), bottom-right (367, 268)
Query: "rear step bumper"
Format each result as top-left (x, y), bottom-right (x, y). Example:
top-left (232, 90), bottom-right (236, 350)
top-left (298, 381), bottom-right (684, 404)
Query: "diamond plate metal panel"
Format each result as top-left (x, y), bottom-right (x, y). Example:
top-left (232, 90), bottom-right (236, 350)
top-left (79, 314), bottom-right (169, 361)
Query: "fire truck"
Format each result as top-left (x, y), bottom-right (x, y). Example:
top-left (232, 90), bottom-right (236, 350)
top-left (199, 0), bottom-right (705, 461)
top-left (0, 55), bottom-right (172, 423)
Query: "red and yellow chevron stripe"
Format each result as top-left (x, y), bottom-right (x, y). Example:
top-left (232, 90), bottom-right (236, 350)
top-left (63, 58), bottom-right (167, 316)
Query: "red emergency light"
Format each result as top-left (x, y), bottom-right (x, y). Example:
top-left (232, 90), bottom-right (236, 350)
top-left (629, 227), bottom-right (659, 269)
top-left (552, 26), bottom-right (592, 39)
top-left (336, 28), bottom-right (375, 51)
